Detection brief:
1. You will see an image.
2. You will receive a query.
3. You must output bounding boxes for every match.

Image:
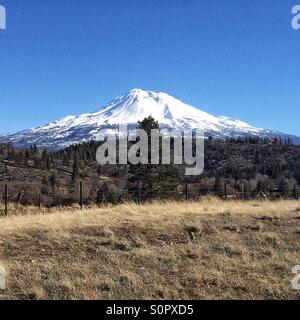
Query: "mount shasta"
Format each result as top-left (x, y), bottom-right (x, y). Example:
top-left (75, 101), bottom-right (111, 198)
top-left (1, 89), bottom-right (299, 149)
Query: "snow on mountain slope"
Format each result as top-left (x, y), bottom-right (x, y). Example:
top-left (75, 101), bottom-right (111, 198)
top-left (0, 89), bottom-right (299, 149)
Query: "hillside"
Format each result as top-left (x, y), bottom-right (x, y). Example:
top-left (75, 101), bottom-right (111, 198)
top-left (0, 199), bottom-right (299, 300)
top-left (1, 138), bottom-right (300, 207)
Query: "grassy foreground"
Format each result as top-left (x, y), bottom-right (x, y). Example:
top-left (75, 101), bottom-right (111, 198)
top-left (0, 198), bottom-right (300, 300)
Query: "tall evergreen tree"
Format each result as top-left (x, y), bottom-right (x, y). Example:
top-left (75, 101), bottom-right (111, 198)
top-left (127, 116), bottom-right (179, 201)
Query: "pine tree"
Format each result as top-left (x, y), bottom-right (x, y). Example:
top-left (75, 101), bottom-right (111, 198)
top-left (127, 116), bottom-right (179, 201)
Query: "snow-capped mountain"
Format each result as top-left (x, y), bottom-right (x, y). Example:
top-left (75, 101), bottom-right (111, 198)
top-left (0, 89), bottom-right (299, 149)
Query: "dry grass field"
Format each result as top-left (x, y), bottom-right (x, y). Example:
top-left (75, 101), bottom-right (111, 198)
top-left (0, 198), bottom-right (299, 300)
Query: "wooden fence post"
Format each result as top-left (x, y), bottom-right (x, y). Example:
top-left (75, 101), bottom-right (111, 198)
top-left (79, 181), bottom-right (83, 210)
top-left (185, 182), bottom-right (188, 200)
top-left (137, 180), bottom-right (141, 205)
top-left (294, 185), bottom-right (299, 200)
top-left (38, 192), bottom-right (42, 210)
top-left (224, 182), bottom-right (228, 200)
top-left (4, 184), bottom-right (8, 216)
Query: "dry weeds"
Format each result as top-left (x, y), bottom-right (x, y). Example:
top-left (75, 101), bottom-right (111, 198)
top-left (0, 198), bottom-right (299, 300)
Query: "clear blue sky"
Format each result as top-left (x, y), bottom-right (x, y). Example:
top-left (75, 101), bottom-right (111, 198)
top-left (0, 0), bottom-right (300, 135)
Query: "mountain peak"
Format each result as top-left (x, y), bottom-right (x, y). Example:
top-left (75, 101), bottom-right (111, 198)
top-left (1, 89), bottom-right (299, 148)
top-left (126, 88), bottom-right (160, 99)
top-left (128, 88), bottom-right (146, 94)
top-left (124, 89), bottom-right (180, 109)
top-left (127, 88), bottom-right (170, 98)
top-left (127, 88), bottom-right (151, 97)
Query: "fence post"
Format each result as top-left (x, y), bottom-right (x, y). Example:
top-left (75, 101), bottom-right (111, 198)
top-left (242, 183), bottom-right (245, 200)
top-left (224, 182), bottom-right (228, 200)
top-left (137, 180), bottom-right (141, 205)
top-left (294, 185), bottom-right (299, 200)
top-left (185, 182), bottom-right (188, 200)
top-left (4, 184), bottom-right (8, 216)
top-left (38, 192), bottom-right (42, 210)
top-left (79, 181), bottom-right (83, 210)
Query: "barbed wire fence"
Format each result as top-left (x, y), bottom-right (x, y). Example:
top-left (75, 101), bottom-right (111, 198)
top-left (0, 180), bottom-right (299, 215)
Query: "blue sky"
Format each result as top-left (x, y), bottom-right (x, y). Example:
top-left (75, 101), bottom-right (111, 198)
top-left (0, 0), bottom-right (300, 135)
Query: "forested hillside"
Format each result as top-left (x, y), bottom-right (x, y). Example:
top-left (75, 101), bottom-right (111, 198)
top-left (1, 131), bottom-right (300, 207)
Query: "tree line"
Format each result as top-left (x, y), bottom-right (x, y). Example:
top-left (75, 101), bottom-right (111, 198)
top-left (1, 117), bottom-right (300, 206)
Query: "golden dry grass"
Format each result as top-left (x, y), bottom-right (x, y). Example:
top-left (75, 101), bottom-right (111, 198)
top-left (0, 198), bottom-right (300, 300)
